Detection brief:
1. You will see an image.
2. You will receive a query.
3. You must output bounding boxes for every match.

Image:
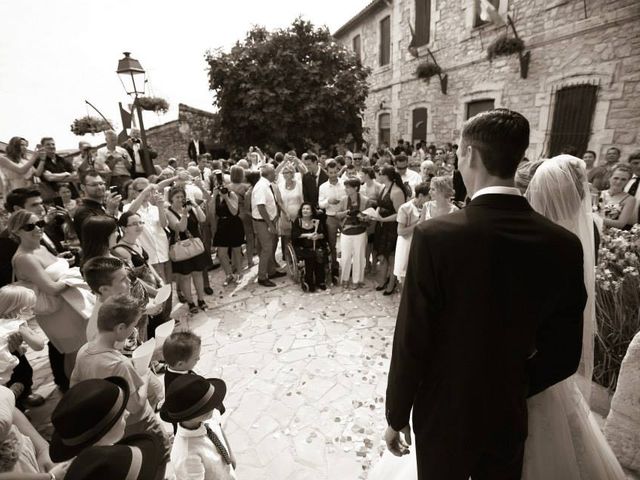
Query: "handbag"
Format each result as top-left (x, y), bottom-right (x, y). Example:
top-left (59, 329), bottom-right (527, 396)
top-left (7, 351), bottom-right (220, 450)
top-left (169, 229), bottom-right (205, 262)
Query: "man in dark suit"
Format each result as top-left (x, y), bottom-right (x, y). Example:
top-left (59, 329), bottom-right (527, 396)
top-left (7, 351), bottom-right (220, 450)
top-left (385, 109), bottom-right (587, 479)
top-left (302, 153), bottom-right (328, 208)
top-left (0, 187), bottom-right (76, 395)
top-left (122, 129), bottom-right (158, 178)
top-left (187, 133), bottom-right (207, 162)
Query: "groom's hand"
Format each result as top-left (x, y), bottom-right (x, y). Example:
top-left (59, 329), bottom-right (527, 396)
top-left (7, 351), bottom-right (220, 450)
top-left (385, 424), bottom-right (412, 457)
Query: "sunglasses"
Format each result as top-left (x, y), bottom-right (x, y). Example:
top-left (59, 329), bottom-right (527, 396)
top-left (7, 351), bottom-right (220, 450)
top-left (21, 220), bottom-right (46, 232)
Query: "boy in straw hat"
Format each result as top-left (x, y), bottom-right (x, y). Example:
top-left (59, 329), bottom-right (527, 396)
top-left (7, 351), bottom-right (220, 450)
top-left (161, 374), bottom-right (235, 479)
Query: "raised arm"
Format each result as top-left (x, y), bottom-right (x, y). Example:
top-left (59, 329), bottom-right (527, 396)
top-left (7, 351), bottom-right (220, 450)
top-left (0, 152), bottom-right (38, 174)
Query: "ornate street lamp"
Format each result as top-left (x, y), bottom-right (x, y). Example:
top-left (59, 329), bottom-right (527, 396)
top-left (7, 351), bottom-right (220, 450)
top-left (116, 52), bottom-right (148, 147)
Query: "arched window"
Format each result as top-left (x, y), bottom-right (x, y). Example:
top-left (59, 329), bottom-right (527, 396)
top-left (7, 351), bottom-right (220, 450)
top-left (412, 108), bottom-right (427, 142)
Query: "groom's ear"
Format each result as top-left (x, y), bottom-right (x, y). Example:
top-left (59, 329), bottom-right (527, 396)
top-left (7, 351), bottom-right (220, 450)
top-left (467, 144), bottom-right (482, 169)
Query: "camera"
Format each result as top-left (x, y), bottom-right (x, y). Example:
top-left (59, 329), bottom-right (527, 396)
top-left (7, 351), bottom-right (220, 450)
top-left (109, 186), bottom-right (119, 194)
top-left (219, 186), bottom-right (229, 195)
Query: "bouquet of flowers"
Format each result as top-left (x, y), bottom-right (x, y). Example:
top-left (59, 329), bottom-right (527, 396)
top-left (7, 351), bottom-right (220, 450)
top-left (136, 96), bottom-right (169, 114)
top-left (593, 225), bottom-right (640, 391)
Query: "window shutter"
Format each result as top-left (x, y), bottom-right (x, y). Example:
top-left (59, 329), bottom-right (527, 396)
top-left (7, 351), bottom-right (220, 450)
top-left (549, 85), bottom-right (598, 157)
top-left (380, 16), bottom-right (391, 66)
top-left (415, 0), bottom-right (431, 46)
top-left (353, 35), bottom-right (361, 60)
top-left (412, 108), bottom-right (428, 142)
top-left (466, 99), bottom-right (495, 120)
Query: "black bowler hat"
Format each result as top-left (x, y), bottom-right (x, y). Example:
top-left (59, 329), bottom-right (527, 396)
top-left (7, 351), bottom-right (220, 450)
top-left (50, 376), bottom-right (130, 462)
top-left (160, 374), bottom-right (226, 423)
top-left (65, 434), bottom-right (162, 480)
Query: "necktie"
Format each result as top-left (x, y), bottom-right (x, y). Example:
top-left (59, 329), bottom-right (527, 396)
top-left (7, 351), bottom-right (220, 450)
top-left (204, 424), bottom-right (232, 465)
top-left (627, 177), bottom-right (640, 196)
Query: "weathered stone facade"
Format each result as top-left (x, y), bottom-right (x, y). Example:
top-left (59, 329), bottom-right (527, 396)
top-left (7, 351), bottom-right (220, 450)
top-left (146, 103), bottom-right (221, 167)
top-left (334, 0), bottom-right (640, 162)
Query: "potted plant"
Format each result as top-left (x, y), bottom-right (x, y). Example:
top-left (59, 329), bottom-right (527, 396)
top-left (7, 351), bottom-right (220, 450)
top-left (415, 61), bottom-right (442, 80)
top-left (487, 35), bottom-right (525, 61)
top-left (136, 96), bottom-right (169, 114)
top-left (70, 115), bottom-right (111, 136)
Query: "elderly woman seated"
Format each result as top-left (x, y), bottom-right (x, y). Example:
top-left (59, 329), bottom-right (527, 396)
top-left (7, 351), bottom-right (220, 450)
top-left (291, 202), bottom-right (328, 292)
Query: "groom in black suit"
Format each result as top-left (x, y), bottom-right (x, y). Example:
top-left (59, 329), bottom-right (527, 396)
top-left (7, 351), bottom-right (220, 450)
top-left (385, 109), bottom-right (587, 479)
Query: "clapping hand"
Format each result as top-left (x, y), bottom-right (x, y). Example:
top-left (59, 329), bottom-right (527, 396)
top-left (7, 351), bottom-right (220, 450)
top-left (105, 191), bottom-right (122, 213)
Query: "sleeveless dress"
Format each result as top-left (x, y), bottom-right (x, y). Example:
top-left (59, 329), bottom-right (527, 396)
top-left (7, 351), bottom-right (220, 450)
top-left (393, 201), bottom-right (423, 279)
top-left (212, 195), bottom-right (245, 248)
top-left (167, 208), bottom-right (213, 275)
top-left (600, 192), bottom-right (632, 229)
top-left (13, 257), bottom-right (92, 353)
top-left (374, 185), bottom-right (401, 256)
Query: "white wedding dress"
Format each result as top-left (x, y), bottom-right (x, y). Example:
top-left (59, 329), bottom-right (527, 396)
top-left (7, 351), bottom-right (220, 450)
top-left (370, 156), bottom-right (626, 480)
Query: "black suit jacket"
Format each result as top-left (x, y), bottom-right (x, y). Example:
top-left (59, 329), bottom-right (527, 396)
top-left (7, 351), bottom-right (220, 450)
top-left (188, 140), bottom-right (207, 161)
top-left (386, 194), bottom-right (586, 467)
top-left (302, 169), bottom-right (328, 208)
top-left (123, 142), bottom-right (158, 177)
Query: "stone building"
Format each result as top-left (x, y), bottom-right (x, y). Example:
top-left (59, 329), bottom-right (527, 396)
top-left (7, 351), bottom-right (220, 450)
top-left (146, 103), bottom-right (222, 167)
top-left (333, 0), bottom-right (640, 161)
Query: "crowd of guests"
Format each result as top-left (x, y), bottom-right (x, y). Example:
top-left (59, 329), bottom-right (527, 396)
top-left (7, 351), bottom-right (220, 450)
top-left (0, 125), bottom-right (638, 479)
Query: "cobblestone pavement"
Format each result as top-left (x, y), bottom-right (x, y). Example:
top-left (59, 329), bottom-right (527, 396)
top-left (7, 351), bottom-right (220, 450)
top-left (27, 265), bottom-right (637, 479)
top-left (27, 264), bottom-right (400, 479)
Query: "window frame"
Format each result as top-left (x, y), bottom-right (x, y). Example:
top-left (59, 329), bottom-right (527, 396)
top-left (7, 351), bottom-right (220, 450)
top-left (379, 15), bottom-right (391, 67)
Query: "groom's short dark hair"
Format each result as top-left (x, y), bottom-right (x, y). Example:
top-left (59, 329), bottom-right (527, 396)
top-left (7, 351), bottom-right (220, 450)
top-left (462, 108), bottom-right (529, 179)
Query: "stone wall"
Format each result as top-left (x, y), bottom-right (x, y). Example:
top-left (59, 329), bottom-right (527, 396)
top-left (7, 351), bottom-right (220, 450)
top-left (145, 103), bottom-right (221, 167)
top-left (335, 0), bottom-right (640, 162)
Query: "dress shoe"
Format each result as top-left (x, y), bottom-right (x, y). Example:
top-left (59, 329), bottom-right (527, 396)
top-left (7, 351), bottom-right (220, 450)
top-left (317, 284), bottom-right (327, 291)
top-left (20, 393), bottom-right (45, 408)
top-left (198, 300), bottom-right (208, 311)
top-left (204, 287), bottom-right (214, 295)
top-left (268, 271), bottom-right (286, 279)
top-left (258, 279), bottom-right (277, 287)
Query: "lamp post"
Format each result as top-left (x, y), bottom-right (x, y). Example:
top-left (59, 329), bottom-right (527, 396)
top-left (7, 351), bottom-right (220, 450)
top-left (116, 52), bottom-right (148, 147)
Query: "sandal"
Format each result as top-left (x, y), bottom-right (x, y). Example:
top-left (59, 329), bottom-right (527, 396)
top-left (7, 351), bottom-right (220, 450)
top-left (198, 300), bottom-right (208, 311)
top-left (188, 303), bottom-right (199, 314)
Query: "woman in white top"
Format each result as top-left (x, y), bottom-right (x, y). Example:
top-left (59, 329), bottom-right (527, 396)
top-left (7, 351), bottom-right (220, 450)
top-left (393, 182), bottom-right (430, 283)
top-left (124, 177), bottom-right (171, 284)
top-left (422, 176), bottom-right (458, 220)
top-left (0, 137), bottom-right (41, 193)
top-left (275, 155), bottom-right (307, 260)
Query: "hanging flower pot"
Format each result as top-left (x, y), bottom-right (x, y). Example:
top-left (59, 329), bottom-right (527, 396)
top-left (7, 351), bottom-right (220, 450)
top-left (487, 35), bottom-right (525, 61)
top-left (415, 61), bottom-right (442, 81)
top-left (136, 96), bottom-right (169, 114)
top-left (70, 116), bottom-right (111, 136)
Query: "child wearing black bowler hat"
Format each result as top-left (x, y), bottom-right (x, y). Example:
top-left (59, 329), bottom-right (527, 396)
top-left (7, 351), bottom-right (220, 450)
top-left (161, 374), bottom-right (236, 479)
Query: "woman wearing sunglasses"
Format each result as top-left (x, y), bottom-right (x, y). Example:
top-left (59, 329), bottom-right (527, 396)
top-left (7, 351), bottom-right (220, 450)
top-left (8, 210), bottom-right (94, 383)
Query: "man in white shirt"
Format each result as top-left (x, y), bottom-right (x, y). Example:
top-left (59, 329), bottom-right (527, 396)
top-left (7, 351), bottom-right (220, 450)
top-left (252, 165), bottom-right (286, 286)
top-left (319, 160), bottom-right (346, 282)
top-left (97, 130), bottom-right (133, 194)
top-left (395, 154), bottom-right (422, 197)
top-left (624, 151), bottom-right (640, 225)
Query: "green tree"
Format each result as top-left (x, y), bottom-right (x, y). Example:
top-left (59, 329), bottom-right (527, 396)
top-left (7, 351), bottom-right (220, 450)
top-left (206, 18), bottom-right (370, 153)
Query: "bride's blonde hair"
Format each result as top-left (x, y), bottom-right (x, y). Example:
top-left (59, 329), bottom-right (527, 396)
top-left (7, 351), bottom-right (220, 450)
top-left (0, 285), bottom-right (37, 318)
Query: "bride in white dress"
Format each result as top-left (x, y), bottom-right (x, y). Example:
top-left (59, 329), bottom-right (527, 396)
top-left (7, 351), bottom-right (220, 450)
top-left (369, 155), bottom-right (625, 480)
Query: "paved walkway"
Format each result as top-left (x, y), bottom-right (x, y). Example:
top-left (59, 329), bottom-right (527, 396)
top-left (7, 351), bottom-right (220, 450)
top-left (27, 265), bottom-right (400, 479)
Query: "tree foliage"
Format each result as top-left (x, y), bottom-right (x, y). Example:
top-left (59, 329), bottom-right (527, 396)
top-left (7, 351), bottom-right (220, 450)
top-left (206, 18), bottom-right (370, 152)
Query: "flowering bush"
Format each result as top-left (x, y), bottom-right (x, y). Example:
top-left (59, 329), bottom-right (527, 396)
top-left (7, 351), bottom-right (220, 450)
top-left (593, 225), bottom-right (640, 391)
